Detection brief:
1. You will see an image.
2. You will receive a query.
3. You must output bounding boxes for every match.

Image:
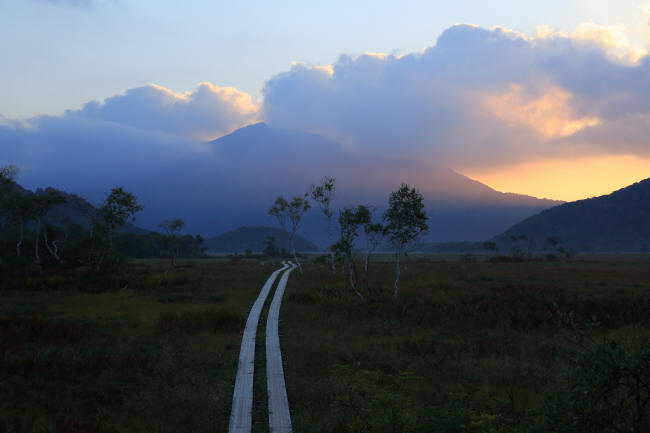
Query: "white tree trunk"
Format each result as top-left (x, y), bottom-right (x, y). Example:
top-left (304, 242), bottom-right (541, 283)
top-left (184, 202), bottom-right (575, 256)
top-left (51, 230), bottom-right (67, 258)
top-left (349, 261), bottom-right (363, 299)
top-left (34, 220), bottom-right (41, 269)
top-left (16, 218), bottom-right (23, 258)
top-left (393, 250), bottom-right (401, 300)
top-left (42, 225), bottom-right (60, 261)
top-left (291, 237), bottom-right (302, 274)
top-left (327, 217), bottom-right (336, 273)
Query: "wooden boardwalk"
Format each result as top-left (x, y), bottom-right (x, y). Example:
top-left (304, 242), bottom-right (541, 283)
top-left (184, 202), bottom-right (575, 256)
top-left (265, 263), bottom-right (296, 433)
top-left (228, 262), bottom-right (290, 433)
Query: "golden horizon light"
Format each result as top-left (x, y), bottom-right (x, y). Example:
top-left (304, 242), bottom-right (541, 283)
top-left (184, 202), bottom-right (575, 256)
top-left (462, 154), bottom-right (650, 202)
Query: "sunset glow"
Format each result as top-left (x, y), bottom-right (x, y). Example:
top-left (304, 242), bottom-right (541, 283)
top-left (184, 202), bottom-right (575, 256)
top-left (481, 84), bottom-right (601, 138)
top-left (464, 155), bottom-right (650, 201)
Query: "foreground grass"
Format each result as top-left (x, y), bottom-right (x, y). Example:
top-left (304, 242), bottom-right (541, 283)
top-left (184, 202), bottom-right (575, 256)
top-left (282, 257), bottom-right (650, 432)
top-left (0, 259), bottom-right (279, 433)
top-left (1, 257), bottom-right (649, 432)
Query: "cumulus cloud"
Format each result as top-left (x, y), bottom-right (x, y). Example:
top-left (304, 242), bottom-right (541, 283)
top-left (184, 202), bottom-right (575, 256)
top-left (70, 82), bottom-right (258, 140)
top-left (4, 21), bottom-right (650, 234)
top-left (261, 23), bottom-right (650, 168)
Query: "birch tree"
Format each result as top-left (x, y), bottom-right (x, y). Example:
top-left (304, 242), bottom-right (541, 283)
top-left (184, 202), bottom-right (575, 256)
top-left (383, 184), bottom-right (428, 300)
top-left (269, 194), bottom-right (310, 273)
top-left (331, 205), bottom-right (371, 298)
top-left (363, 222), bottom-right (383, 274)
top-left (310, 176), bottom-right (336, 272)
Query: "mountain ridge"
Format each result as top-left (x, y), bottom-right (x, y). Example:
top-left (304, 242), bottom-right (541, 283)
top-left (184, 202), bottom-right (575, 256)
top-left (493, 177), bottom-right (650, 252)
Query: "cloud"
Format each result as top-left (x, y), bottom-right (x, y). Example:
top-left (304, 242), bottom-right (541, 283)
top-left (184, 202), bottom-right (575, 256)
top-left (4, 21), bottom-right (650, 234)
top-left (0, 114), bottom-right (210, 195)
top-left (261, 23), bottom-right (650, 168)
top-left (70, 82), bottom-right (258, 140)
top-left (31, 0), bottom-right (102, 7)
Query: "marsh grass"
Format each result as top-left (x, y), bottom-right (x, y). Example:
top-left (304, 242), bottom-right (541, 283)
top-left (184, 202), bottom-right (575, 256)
top-left (1, 257), bottom-right (649, 432)
top-left (282, 258), bottom-right (650, 432)
top-left (0, 259), bottom-right (283, 433)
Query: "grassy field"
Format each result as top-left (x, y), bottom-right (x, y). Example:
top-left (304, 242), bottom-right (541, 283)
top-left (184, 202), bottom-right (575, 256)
top-left (1, 256), bottom-right (649, 432)
top-left (0, 259), bottom-right (277, 433)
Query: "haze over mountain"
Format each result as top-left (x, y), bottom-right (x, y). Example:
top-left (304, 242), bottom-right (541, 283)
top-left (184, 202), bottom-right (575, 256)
top-left (3, 121), bottom-right (560, 245)
top-left (126, 123), bottom-right (563, 244)
top-left (493, 178), bottom-right (650, 252)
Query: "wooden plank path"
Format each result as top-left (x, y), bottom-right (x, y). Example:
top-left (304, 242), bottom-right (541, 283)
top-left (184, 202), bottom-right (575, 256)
top-left (228, 262), bottom-right (290, 433)
top-left (265, 263), bottom-right (296, 433)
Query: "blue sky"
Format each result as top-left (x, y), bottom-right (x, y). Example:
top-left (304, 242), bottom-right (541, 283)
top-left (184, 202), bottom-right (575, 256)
top-left (2, 0), bottom-right (650, 202)
top-left (1, 0), bottom-right (648, 118)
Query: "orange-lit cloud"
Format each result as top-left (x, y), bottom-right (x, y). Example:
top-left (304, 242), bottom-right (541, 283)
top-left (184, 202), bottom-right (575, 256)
top-left (463, 155), bottom-right (650, 201)
top-left (481, 84), bottom-right (601, 138)
top-left (72, 82), bottom-right (258, 140)
top-left (537, 20), bottom-right (647, 64)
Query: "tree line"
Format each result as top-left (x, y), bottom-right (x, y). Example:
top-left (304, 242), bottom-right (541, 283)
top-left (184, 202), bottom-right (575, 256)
top-left (269, 177), bottom-right (429, 299)
top-left (0, 165), bottom-right (204, 272)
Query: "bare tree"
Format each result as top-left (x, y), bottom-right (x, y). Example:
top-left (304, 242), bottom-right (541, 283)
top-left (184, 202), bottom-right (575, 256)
top-left (269, 194), bottom-right (310, 273)
top-left (383, 183), bottom-right (428, 300)
top-left (310, 176), bottom-right (336, 272)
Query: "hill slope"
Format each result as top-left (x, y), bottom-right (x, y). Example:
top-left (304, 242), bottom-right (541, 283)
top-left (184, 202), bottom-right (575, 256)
top-left (204, 226), bottom-right (320, 253)
top-left (493, 178), bottom-right (650, 252)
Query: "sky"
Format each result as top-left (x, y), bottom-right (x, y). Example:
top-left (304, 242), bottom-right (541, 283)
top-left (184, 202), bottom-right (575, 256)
top-left (2, 0), bottom-right (650, 201)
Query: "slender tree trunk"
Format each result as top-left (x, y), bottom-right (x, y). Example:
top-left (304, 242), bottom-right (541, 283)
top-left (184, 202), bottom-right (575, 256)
top-left (16, 218), bottom-right (23, 258)
top-left (364, 253), bottom-right (369, 273)
top-left (393, 249), bottom-right (401, 300)
top-left (291, 237), bottom-right (303, 274)
top-left (292, 247), bottom-right (302, 274)
top-left (34, 220), bottom-right (41, 271)
top-left (348, 256), bottom-right (363, 299)
top-left (42, 225), bottom-right (60, 261)
top-left (52, 230), bottom-right (67, 258)
top-left (328, 218), bottom-right (336, 273)
top-left (165, 251), bottom-right (176, 277)
top-left (87, 227), bottom-right (95, 265)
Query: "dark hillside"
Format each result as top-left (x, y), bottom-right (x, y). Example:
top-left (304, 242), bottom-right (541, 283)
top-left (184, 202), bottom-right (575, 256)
top-left (204, 226), bottom-right (319, 253)
top-left (494, 178), bottom-right (650, 252)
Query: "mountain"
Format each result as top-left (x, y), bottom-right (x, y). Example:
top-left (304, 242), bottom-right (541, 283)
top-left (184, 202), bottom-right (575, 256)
top-left (493, 178), bottom-right (650, 252)
top-left (204, 226), bottom-right (319, 253)
top-left (204, 123), bottom-right (562, 244)
top-left (12, 122), bottom-right (560, 244)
